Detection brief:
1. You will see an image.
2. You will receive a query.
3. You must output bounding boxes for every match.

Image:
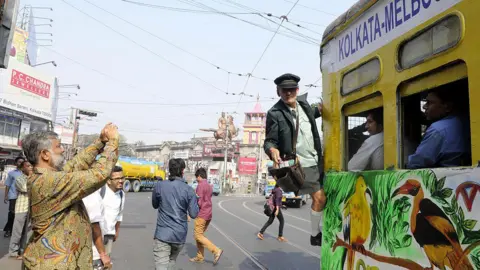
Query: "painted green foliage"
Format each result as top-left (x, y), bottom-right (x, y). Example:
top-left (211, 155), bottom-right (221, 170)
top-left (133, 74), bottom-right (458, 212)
top-left (321, 169), bottom-right (480, 269)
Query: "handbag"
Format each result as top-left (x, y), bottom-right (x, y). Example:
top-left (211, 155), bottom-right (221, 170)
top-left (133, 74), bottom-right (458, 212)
top-left (263, 195), bottom-right (275, 216)
top-left (268, 109), bottom-right (305, 195)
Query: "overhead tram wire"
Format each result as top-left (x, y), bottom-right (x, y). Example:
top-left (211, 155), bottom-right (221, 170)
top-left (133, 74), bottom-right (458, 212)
top-left (235, 0), bottom-right (301, 110)
top-left (166, 0), bottom-right (319, 46)
top-left (178, 0), bottom-right (320, 45)
top-left (56, 97), bottom-right (274, 106)
top-left (281, 0), bottom-right (338, 17)
top-left (84, 0), bottom-right (273, 84)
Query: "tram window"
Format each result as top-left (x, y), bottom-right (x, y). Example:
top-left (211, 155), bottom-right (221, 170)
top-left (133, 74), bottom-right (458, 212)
top-left (399, 16), bottom-right (461, 69)
top-left (345, 107), bottom-right (384, 171)
top-left (401, 79), bottom-right (471, 169)
top-left (342, 58), bottom-right (380, 95)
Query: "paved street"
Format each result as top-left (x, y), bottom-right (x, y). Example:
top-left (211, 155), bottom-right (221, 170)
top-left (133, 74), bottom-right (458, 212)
top-left (0, 191), bottom-right (321, 269)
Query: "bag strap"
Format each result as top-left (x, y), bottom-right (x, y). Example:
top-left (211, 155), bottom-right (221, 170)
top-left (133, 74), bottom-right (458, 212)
top-left (292, 106), bottom-right (300, 155)
top-left (100, 185), bottom-right (107, 199)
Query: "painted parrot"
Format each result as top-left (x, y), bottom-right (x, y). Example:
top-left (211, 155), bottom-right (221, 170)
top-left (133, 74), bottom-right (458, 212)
top-left (392, 180), bottom-right (473, 270)
top-left (342, 175), bottom-right (372, 270)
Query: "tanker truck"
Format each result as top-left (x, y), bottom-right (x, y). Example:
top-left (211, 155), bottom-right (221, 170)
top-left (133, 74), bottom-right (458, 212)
top-left (116, 156), bottom-right (166, 193)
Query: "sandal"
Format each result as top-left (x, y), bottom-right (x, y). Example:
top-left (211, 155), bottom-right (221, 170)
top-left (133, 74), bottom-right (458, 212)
top-left (189, 257), bottom-right (204, 263)
top-left (257, 233), bottom-right (264, 240)
top-left (277, 237), bottom-right (287, 242)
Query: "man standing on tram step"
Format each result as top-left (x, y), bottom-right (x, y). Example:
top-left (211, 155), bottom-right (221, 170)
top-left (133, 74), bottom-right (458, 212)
top-left (3, 156), bottom-right (25, 238)
top-left (190, 168), bottom-right (223, 265)
top-left (264, 73), bottom-right (326, 246)
top-left (152, 158), bottom-right (199, 270)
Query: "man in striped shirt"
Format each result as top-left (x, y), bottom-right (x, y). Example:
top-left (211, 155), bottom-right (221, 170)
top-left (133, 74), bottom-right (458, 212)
top-left (8, 161), bottom-right (33, 259)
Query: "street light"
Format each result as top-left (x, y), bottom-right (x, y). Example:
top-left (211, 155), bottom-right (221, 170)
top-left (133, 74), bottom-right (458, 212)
top-left (35, 32), bottom-right (53, 36)
top-left (33, 24), bottom-right (52, 27)
top-left (28, 6), bottom-right (54, 11)
top-left (58, 84), bottom-right (81, 90)
top-left (32, 61), bottom-right (56, 67)
top-left (32, 17), bottom-right (53, 22)
top-left (36, 39), bottom-right (53, 42)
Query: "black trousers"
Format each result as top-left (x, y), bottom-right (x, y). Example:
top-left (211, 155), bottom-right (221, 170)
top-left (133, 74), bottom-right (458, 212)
top-left (260, 209), bottom-right (284, 237)
top-left (3, 199), bottom-right (16, 232)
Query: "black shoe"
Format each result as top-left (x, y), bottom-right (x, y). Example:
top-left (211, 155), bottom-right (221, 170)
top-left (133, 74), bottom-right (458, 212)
top-left (4, 231), bottom-right (11, 238)
top-left (310, 232), bottom-right (322, 246)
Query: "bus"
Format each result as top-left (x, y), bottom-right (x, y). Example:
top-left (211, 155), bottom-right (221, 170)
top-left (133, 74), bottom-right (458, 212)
top-left (320, 0), bottom-right (480, 269)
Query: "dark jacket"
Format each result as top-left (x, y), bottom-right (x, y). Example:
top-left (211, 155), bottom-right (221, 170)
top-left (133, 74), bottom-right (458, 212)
top-left (264, 95), bottom-right (323, 171)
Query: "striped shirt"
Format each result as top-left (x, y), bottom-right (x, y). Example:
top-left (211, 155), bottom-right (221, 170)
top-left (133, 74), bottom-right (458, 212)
top-left (14, 174), bottom-right (29, 213)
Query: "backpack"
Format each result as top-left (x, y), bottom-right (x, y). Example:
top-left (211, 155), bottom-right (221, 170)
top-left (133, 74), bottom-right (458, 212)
top-left (263, 195), bottom-right (275, 216)
top-left (100, 186), bottom-right (124, 210)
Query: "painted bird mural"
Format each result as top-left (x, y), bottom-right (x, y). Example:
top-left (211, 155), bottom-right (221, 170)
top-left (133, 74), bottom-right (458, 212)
top-left (392, 180), bottom-right (473, 270)
top-left (342, 175), bottom-right (372, 270)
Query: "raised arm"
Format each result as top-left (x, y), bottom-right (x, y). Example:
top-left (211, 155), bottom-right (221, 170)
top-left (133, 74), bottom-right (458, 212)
top-left (48, 127), bottom-right (119, 212)
top-left (63, 139), bottom-right (105, 173)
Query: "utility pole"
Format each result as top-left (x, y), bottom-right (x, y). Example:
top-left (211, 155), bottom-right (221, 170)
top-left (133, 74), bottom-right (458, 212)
top-left (223, 121), bottom-right (229, 194)
top-left (71, 108), bottom-right (79, 151)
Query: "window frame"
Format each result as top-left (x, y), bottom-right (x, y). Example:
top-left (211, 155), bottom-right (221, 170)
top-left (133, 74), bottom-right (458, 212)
top-left (397, 14), bottom-right (463, 71)
top-left (341, 57), bottom-right (381, 96)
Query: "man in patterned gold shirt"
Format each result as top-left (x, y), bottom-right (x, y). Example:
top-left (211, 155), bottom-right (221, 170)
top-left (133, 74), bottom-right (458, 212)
top-left (21, 123), bottom-right (119, 269)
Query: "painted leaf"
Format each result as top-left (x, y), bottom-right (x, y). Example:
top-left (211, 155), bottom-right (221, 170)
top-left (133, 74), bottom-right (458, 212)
top-left (443, 206), bottom-right (456, 216)
top-left (433, 195), bottom-right (448, 205)
top-left (463, 219), bottom-right (478, 231)
top-left (369, 228), bottom-right (377, 250)
top-left (441, 188), bottom-right (453, 199)
top-left (402, 202), bottom-right (411, 213)
top-left (402, 235), bottom-right (413, 247)
top-left (401, 221), bottom-right (410, 233)
top-left (460, 207), bottom-right (465, 222)
top-left (436, 177), bottom-right (446, 190)
top-left (393, 239), bottom-right (401, 249)
top-left (452, 195), bottom-right (459, 210)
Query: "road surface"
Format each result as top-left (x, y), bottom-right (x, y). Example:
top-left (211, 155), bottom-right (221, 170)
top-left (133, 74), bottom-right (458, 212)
top-left (0, 192), bottom-right (321, 269)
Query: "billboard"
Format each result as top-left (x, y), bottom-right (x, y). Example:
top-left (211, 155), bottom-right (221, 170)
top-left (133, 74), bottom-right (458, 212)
top-left (0, 0), bottom-right (19, 68)
top-left (238, 157), bottom-right (257, 175)
top-left (54, 125), bottom-right (74, 145)
top-left (10, 28), bottom-right (28, 63)
top-left (27, 11), bottom-right (37, 66)
top-left (0, 57), bottom-right (54, 120)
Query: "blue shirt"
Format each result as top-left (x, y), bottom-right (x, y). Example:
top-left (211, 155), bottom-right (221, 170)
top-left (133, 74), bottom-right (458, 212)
top-left (408, 115), bottom-right (469, 169)
top-left (5, 169), bottom-right (22, 200)
top-left (152, 177), bottom-right (199, 244)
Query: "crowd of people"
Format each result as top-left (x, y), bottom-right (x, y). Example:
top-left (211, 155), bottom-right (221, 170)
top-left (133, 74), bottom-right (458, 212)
top-left (0, 72), bottom-right (470, 269)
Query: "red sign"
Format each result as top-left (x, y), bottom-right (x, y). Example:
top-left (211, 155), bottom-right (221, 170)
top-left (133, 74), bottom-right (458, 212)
top-left (238, 157), bottom-right (257, 175)
top-left (11, 69), bottom-right (51, 98)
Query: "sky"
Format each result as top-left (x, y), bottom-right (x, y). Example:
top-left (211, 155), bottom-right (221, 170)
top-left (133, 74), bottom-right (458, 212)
top-left (20, 0), bottom-right (357, 144)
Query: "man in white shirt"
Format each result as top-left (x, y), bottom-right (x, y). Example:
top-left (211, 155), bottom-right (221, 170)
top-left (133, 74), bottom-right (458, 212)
top-left (348, 108), bottom-right (384, 171)
top-left (83, 190), bottom-right (110, 269)
top-left (101, 166), bottom-right (125, 256)
top-left (83, 166), bottom-right (125, 269)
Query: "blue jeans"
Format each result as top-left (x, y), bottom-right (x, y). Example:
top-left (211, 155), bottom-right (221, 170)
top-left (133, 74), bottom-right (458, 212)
top-left (153, 239), bottom-right (184, 270)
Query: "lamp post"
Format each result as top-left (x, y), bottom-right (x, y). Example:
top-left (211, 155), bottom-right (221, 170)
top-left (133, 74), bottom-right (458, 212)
top-left (32, 61), bottom-right (56, 67)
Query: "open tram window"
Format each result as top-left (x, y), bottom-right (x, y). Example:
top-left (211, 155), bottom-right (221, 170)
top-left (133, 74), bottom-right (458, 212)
top-left (400, 78), bottom-right (471, 169)
top-left (345, 107), bottom-right (384, 171)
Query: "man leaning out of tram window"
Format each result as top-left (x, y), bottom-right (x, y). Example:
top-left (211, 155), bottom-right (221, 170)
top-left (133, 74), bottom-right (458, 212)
top-left (348, 108), bottom-right (384, 171)
top-left (407, 88), bottom-right (471, 169)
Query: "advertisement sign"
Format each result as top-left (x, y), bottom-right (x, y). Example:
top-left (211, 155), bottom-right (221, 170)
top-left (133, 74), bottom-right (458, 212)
top-left (0, 0), bottom-right (20, 68)
top-left (203, 142), bottom-right (240, 158)
top-left (18, 119), bottom-right (30, 146)
top-left (10, 28), bottom-right (28, 63)
top-left (238, 157), bottom-right (257, 175)
top-left (0, 57), bottom-right (54, 120)
top-left (173, 150), bottom-right (189, 159)
top-left (54, 125), bottom-right (74, 145)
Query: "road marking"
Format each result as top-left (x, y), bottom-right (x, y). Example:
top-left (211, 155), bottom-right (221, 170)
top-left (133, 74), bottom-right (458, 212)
top-left (242, 201), bottom-right (311, 235)
top-left (244, 200), bottom-right (311, 223)
top-left (210, 222), bottom-right (268, 270)
top-left (218, 200), bottom-right (320, 259)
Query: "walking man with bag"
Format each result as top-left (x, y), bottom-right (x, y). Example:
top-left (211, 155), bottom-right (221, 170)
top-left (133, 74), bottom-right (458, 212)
top-left (257, 184), bottom-right (286, 242)
top-left (264, 73), bottom-right (326, 246)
